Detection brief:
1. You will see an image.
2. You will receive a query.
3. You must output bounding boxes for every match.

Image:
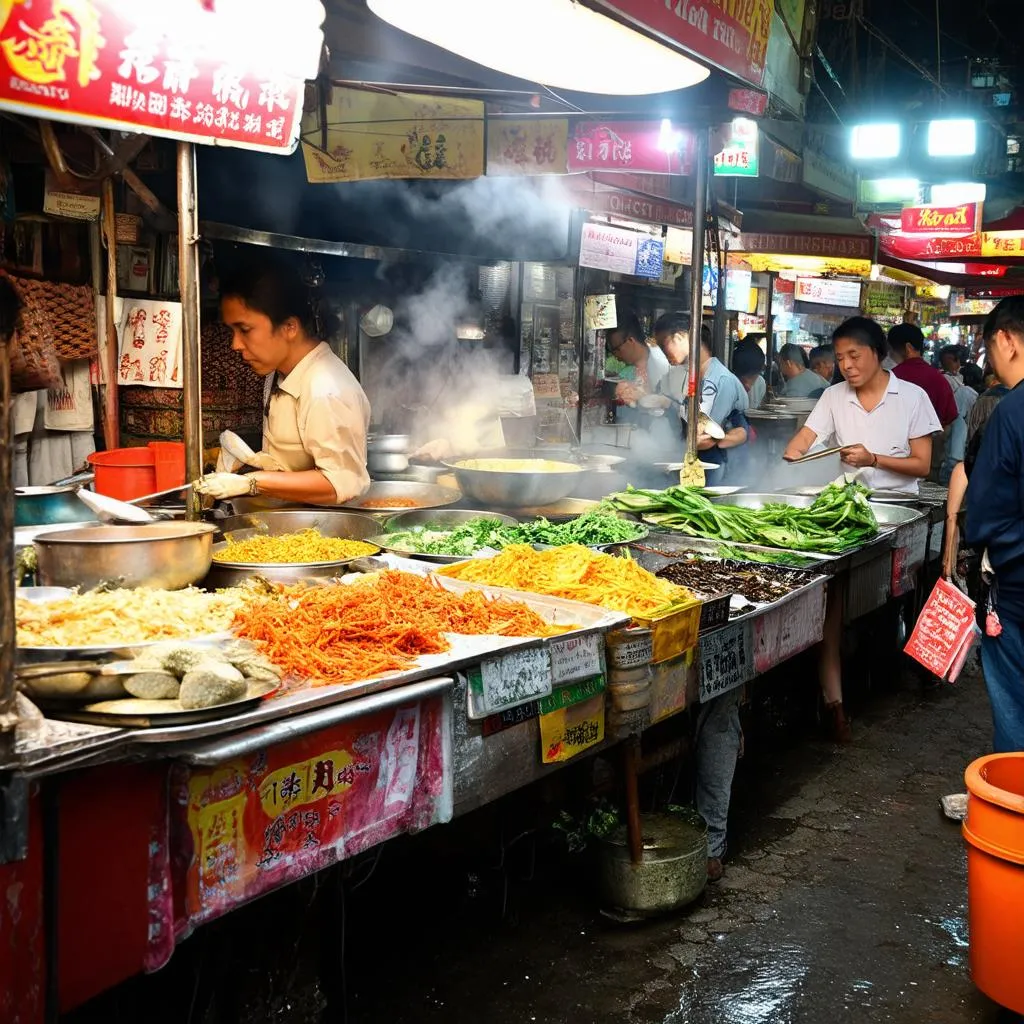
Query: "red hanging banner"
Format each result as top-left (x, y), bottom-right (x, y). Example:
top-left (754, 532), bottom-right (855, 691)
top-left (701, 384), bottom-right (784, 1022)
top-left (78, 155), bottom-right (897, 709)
top-left (0, 0), bottom-right (323, 153)
top-left (594, 0), bottom-right (773, 88)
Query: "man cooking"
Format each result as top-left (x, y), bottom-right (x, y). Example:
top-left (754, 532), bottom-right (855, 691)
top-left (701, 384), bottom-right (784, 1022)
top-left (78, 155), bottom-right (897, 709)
top-left (194, 259), bottom-right (371, 505)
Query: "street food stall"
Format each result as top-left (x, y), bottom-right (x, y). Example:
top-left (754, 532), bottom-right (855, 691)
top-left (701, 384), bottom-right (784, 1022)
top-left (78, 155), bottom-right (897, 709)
top-left (0, 6), bottom-right (948, 1024)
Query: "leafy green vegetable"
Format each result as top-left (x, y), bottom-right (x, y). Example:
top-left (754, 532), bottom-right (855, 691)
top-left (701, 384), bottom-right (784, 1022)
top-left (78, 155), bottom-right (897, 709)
top-left (607, 481), bottom-right (877, 554)
top-left (715, 545), bottom-right (815, 567)
top-left (385, 507), bottom-right (646, 557)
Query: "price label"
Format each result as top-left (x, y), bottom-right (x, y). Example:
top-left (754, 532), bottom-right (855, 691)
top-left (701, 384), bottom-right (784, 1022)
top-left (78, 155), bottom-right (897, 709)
top-left (538, 674), bottom-right (605, 715)
top-left (549, 633), bottom-right (604, 684)
top-left (481, 700), bottom-right (541, 737)
top-left (699, 621), bottom-right (754, 702)
top-left (539, 693), bottom-right (605, 764)
top-left (467, 646), bottom-right (553, 719)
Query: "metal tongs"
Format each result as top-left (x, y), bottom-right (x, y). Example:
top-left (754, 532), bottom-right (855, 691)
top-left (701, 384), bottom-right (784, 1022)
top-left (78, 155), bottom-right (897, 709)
top-left (782, 445), bottom-right (847, 465)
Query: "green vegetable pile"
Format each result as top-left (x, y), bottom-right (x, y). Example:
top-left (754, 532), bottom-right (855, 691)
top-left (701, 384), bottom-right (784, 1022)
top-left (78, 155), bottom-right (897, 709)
top-left (715, 545), bottom-right (815, 567)
top-left (608, 481), bottom-right (878, 554)
top-left (386, 506), bottom-right (646, 557)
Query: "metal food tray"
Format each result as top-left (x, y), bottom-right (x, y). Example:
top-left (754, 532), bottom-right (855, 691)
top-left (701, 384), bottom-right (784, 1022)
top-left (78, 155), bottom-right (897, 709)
top-left (637, 524), bottom-right (839, 564)
top-left (630, 545), bottom-right (829, 628)
top-left (127, 576), bottom-right (628, 744)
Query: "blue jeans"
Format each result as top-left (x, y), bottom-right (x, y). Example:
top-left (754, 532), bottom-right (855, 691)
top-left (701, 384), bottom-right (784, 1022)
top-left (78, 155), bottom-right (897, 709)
top-left (695, 686), bottom-right (743, 858)
top-left (981, 617), bottom-right (1024, 753)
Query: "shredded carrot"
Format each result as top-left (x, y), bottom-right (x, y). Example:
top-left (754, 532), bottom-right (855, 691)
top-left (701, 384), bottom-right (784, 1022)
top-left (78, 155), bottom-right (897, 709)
top-left (233, 570), bottom-right (571, 686)
top-left (436, 544), bottom-right (692, 617)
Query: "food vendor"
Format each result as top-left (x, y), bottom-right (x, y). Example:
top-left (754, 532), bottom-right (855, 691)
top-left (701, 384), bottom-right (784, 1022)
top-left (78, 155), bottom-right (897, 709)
top-left (608, 311), bottom-right (671, 405)
top-left (783, 317), bottom-right (941, 494)
top-left (782, 316), bottom-right (941, 742)
top-left (649, 314), bottom-right (751, 477)
top-left (194, 260), bottom-right (371, 505)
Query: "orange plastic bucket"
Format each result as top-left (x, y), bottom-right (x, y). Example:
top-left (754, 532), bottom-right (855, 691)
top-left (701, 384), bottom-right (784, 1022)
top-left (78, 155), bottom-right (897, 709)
top-left (963, 752), bottom-right (1024, 1013)
top-left (149, 441), bottom-right (185, 491)
top-left (87, 447), bottom-right (157, 501)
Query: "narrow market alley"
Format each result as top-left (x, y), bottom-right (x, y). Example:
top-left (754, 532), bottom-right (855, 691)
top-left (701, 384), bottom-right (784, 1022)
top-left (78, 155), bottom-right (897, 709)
top-left (71, 660), bottom-right (1003, 1024)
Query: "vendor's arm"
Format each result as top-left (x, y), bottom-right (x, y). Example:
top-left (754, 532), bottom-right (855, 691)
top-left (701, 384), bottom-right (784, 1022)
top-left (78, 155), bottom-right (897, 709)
top-left (942, 461), bottom-right (968, 578)
top-left (783, 425), bottom-right (818, 461)
top-left (783, 392), bottom-right (832, 461)
top-left (839, 435), bottom-right (932, 478)
top-left (698, 425), bottom-right (747, 452)
top-left (249, 468), bottom-right (339, 504)
top-left (300, 393), bottom-right (370, 504)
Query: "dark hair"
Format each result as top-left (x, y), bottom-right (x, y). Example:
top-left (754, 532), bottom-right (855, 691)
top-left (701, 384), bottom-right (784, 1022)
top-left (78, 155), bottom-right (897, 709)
top-left (610, 309), bottom-right (644, 344)
top-left (888, 322), bottom-right (926, 354)
top-left (984, 295), bottom-right (1024, 342)
top-left (733, 343), bottom-right (765, 378)
top-left (809, 345), bottom-right (833, 366)
top-left (700, 323), bottom-right (712, 349)
top-left (219, 259), bottom-right (314, 332)
top-left (962, 362), bottom-right (984, 390)
top-left (779, 342), bottom-right (808, 367)
top-left (940, 345), bottom-right (961, 362)
top-left (833, 316), bottom-right (887, 360)
top-left (653, 311), bottom-right (690, 337)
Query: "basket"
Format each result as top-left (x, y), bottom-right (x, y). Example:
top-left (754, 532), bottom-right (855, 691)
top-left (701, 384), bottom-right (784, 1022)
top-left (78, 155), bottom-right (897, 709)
top-left (8, 279), bottom-right (61, 391)
top-left (40, 279), bottom-right (98, 361)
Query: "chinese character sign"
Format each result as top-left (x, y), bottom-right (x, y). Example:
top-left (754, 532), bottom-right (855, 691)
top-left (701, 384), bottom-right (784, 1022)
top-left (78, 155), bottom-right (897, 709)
top-left (567, 121), bottom-right (692, 175)
top-left (301, 87), bottom-right (484, 183)
top-left (0, 1), bottom-right (318, 152)
top-left (486, 119), bottom-right (568, 176)
top-left (714, 119), bottom-right (759, 178)
top-left (172, 697), bottom-right (451, 930)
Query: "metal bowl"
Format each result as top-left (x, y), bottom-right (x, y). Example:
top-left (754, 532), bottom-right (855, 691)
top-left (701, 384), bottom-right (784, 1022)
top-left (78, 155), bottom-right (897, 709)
top-left (338, 481), bottom-right (462, 515)
top-left (33, 522), bottom-right (216, 590)
top-left (368, 451), bottom-right (410, 475)
top-left (16, 485), bottom-right (98, 527)
top-left (446, 458), bottom-right (585, 509)
top-left (367, 433), bottom-right (411, 454)
top-left (372, 508), bottom-right (519, 564)
top-left (709, 492), bottom-right (814, 509)
top-left (205, 509), bottom-right (382, 588)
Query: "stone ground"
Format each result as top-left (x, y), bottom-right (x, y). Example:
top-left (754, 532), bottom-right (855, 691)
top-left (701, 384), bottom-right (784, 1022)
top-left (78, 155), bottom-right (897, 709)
top-left (70, 656), bottom-right (1010, 1024)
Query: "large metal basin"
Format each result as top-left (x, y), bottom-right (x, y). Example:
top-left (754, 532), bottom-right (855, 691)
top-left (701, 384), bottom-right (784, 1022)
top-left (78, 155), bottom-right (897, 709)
top-left (338, 481), bottom-right (462, 514)
top-left (34, 522), bottom-right (216, 590)
top-left (206, 509), bottom-right (382, 588)
top-left (16, 485), bottom-right (98, 527)
top-left (596, 810), bottom-right (708, 917)
top-left (371, 508), bottom-right (519, 564)
top-left (868, 503), bottom-right (925, 527)
top-left (446, 458), bottom-right (585, 508)
top-left (709, 492), bottom-right (814, 509)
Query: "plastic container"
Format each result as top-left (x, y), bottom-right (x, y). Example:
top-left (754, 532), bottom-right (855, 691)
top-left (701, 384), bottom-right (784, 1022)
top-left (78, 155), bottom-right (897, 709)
top-left (87, 442), bottom-right (185, 500)
top-left (88, 448), bottom-right (157, 501)
top-left (963, 752), bottom-right (1024, 1014)
top-left (149, 441), bottom-right (186, 491)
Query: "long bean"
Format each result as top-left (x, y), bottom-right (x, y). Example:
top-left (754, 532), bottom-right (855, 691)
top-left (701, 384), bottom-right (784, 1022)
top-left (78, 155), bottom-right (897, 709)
top-left (608, 482), bottom-right (878, 553)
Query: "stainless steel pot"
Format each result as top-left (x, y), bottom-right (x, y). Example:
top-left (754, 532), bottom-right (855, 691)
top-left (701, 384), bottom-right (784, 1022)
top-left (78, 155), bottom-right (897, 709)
top-left (368, 451), bottom-right (410, 475)
top-left (15, 485), bottom-right (98, 527)
top-left (596, 810), bottom-right (707, 916)
top-left (367, 433), bottom-right (410, 453)
top-left (445, 459), bottom-right (585, 508)
top-left (34, 522), bottom-right (216, 590)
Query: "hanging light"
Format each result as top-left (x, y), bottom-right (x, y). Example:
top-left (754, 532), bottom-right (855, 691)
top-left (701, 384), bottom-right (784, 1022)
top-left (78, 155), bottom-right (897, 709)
top-left (366, 0), bottom-right (710, 95)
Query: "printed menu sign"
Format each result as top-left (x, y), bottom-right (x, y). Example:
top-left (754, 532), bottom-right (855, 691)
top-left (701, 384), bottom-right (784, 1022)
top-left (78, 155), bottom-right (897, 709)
top-left (579, 223), bottom-right (665, 280)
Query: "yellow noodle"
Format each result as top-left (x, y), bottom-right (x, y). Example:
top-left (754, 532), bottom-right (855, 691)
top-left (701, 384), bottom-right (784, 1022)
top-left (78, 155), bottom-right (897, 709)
top-left (214, 528), bottom-right (378, 564)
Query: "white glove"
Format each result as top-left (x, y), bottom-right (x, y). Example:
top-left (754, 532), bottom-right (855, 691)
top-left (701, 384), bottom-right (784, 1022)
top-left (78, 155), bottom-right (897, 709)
top-left (637, 393), bottom-right (672, 411)
top-left (194, 473), bottom-right (252, 500)
top-left (217, 430), bottom-right (282, 472)
top-left (411, 438), bottom-right (454, 463)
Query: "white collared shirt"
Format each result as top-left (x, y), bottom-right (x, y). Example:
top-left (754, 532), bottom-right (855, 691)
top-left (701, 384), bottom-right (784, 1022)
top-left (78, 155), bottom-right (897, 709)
top-left (803, 373), bottom-right (941, 493)
top-left (263, 342), bottom-right (371, 503)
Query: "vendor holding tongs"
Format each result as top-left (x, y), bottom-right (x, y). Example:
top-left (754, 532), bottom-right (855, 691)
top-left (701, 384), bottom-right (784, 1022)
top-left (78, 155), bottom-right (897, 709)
top-left (782, 316), bottom-right (941, 493)
top-left (194, 260), bottom-right (371, 506)
top-left (644, 313), bottom-right (751, 474)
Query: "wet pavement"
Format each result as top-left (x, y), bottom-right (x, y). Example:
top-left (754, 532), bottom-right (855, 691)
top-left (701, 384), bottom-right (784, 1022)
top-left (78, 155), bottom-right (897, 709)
top-left (71, 658), bottom-right (1006, 1024)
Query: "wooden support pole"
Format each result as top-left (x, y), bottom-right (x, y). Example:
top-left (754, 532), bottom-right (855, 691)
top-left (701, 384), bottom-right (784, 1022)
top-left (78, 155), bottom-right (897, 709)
top-left (100, 178), bottom-right (119, 450)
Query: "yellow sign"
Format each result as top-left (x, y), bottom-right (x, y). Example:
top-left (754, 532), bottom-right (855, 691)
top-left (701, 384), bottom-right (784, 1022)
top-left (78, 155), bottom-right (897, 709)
top-left (980, 232), bottom-right (1024, 257)
top-left (301, 87), bottom-right (484, 183)
top-left (0, 0), bottom-right (102, 87)
top-left (486, 118), bottom-right (567, 176)
top-left (539, 692), bottom-right (605, 764)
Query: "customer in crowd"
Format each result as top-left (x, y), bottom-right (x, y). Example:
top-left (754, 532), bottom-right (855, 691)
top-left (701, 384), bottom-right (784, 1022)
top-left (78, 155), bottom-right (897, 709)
top-left (809, 345), bottom-right (835, 388)
top-left (608, 311), bottom-right (670, 404)
top-left (887, 323), bottom-right (958, 427)
top-left (777, 343), bottom-right (825, 398)
top-left (966, 297), bottom-right (1024, 752)
top-left (732, 339), bottom-right (767, 410)
top-left (962, 361), bottom-right (985, 394)
top-left (784, 316), bottom-right (941, 742)
top-left (939, 345), bottom-right (979, 485)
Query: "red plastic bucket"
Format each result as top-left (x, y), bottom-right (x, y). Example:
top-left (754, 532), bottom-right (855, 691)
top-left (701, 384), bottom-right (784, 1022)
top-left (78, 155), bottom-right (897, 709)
top-left (87, 447), bottom-right (157, 501)
top-left (963, 752), bottom-right (1024, 1014)
top-left (149, 441), bottom-right (186, 491)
